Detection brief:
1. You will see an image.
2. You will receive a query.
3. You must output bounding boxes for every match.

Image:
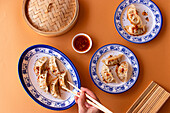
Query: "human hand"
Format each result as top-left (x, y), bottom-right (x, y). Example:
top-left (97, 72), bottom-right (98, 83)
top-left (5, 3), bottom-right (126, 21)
top-left (74, 87), bottom-right (103, 113)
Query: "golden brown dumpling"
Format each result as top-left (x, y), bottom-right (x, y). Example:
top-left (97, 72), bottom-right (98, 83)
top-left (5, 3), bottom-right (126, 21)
top-left (59, 71), bottom-right (70, 90)
top-left (125, 25), bottom-right (146, 36)
top-left (116, 61), bottom-right (131, 82)
top-left (127, 4), bottom-right (142, 25)
top-left (102, 54), bottom-right (123, 66)
top-left (49, 56), bottom-right (60, 76)
top-left (37, 71), bottom-right (48, 92)
top-left (34, 56), bottom-right (48, 76)
top-left (49, 77), bottom-right (61, 98)
top-left (101, 64), bottom-right (116, 83)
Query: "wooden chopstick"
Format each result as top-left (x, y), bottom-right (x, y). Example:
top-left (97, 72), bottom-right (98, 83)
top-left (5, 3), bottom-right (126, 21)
top-left (61, 86), bottom-right (108, 113)
top-left (67, 81), bottom-right (113, 113)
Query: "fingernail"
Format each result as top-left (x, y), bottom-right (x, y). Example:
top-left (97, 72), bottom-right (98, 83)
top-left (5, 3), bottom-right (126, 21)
top-left (80, 87), bottom-right (85, 91)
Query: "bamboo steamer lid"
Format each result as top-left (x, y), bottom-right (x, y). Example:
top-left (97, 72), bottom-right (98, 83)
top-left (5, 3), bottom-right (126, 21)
top-left (23, 0), bottom-right (79, 36)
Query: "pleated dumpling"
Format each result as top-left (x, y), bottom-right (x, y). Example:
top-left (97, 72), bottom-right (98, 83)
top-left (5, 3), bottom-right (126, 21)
top-left (102, 54), bottom-right (123, 66)
top-left (116, 61), bottom-right (131, 82)
top-left (49, 77), bottom-right (61, 98)
top-left (59, 71), bottom-right (70, 90)
top-left (125, 24), bottom-right (146, 36)
top-left (49, 56), bottom-right (60, 76)
top-left (127, 4), bottom-right (142, 25)
top-left (37, 71), bottom-right (48, 92)
top-left (101, 64), bottom-right (116, 83)
top-left (34, 56), bottom-right (48, 76)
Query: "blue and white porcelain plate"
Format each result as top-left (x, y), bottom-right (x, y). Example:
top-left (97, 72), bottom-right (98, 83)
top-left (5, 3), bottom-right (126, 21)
top-left (114, 0), bottom-right (162, 43)
top-left (18, 44), bottom-right (81, 110)
top-left (89, 44), bottom-right (139, 94)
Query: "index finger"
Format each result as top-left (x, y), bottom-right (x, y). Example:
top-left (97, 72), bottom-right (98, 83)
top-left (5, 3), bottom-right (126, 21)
top-left (81, 87), bottom-right (100, 101)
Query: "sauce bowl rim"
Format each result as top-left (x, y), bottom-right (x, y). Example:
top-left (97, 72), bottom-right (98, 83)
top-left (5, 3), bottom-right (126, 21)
top-left (71, 33), bottom-right (92, 53)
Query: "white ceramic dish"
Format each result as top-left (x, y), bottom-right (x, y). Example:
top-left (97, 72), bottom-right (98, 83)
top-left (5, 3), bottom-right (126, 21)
top-left (89, 44), bottom-right (139, 94)
top-left (114, 0), bottom-right (162, 43)
top-left (72, 33), bottom-right (92, 53)
top-left (18, 44), bottom-right (81, 110)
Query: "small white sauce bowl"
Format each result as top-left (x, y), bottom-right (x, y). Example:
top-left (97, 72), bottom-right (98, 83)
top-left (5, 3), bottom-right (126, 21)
top-left (72, 33), bottom-right (92, 53)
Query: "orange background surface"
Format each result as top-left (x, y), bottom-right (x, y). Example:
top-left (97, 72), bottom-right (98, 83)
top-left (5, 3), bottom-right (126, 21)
top-left (0, 0), bottom-right (170, 113)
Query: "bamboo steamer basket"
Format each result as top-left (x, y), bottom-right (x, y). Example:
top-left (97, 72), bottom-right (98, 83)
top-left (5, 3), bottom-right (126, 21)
top-left (22, 0), bottom-right (79, 36)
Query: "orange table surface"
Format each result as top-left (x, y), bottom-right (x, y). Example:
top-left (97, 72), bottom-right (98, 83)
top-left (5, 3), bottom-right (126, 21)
top-left (0, 0), bottom-right (170, 113)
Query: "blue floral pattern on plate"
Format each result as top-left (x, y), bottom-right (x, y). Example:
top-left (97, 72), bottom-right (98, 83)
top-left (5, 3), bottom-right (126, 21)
top-left (18, 44), bottom-right (81, 110)
top-left (89, 44), bottom-right (139, 94)
top-left (114, 0), bottom-right (162, 43)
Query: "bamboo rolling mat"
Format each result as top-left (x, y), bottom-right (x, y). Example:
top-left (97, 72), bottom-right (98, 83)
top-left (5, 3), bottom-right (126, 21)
top-left (127, 81), bottom-right (170, 113)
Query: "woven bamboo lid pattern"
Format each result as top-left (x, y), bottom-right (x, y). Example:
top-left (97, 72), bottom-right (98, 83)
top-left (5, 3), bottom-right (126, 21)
top-left (23, 0), bottom-right (79, 36)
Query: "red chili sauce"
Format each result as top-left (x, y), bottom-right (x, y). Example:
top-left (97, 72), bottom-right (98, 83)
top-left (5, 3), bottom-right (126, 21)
top-left (73, 35), bottom-right (90, 51)
top-left (142, 11), bottom-right (148, 16)
top-left (145, 17), bottom-right (149, 22)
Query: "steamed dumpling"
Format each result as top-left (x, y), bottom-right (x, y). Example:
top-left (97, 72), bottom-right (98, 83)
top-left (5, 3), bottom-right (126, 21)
top-left (49, 56), bottom-right (60, 76)
top-left (37, 71), bottom-right (48, 92)
top-left (102, 54), bottom-right (123, 66)
top-left (34, 56), bottom-right (48, 76)
top-left (125, 25), bottom-right (146, 36)
top-left (101, 64), bottom-right (116, 83)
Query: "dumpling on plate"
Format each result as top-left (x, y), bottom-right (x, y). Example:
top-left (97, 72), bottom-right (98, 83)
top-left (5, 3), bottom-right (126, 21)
top-left (49, 56), bottom-right (60, 76)
top-left (127, 4), bottom-right (142, 25)
top-left (125, 25), bottom-right (146, 36)
top-left (127, 4), bottom-right (137, 15)
top-left (46, 71), bottom-right (55, 87)
top-left (49, 77), bottom-right (61, 98)
top-left (102, 54), bottom-right (123, 66)
top-left (101, 64), bottom-right (116, 83)
top-left (34, 56), bottom-right (48, 76)
top-left (116, 61), bottom-right (131, 82)
top-left (59, 71), bottom-right (70, 90)
top-left (37, 70), bottom-right (48, 92)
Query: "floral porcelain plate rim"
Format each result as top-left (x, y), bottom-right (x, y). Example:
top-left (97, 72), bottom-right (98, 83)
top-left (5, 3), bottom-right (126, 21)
top-left (114, 0), bottom-right (162, 44)
top-left (18, 44), bottom-right (81, 110)
top-left (89, 44), bottom-right (140, 94)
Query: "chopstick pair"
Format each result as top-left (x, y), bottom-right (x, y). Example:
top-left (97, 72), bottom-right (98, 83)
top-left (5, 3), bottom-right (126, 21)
top-left (61, 81), bottom-right (113, 113)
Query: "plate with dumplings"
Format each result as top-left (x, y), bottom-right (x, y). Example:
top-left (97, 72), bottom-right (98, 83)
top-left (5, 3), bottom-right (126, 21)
top-left (18, 44), bottom-right (80, 110)
top-left (89, 44), bottom-right (139, 94)
top-left (114, 0), bottom-right (162, 43)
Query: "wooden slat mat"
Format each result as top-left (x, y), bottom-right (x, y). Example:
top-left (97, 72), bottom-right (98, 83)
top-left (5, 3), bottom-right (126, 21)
top-left (127, 81), bottom-right (170, 113)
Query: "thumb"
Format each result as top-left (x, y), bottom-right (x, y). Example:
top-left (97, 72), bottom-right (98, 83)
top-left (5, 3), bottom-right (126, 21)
top-left (78, 91), bottom-right (87, 111)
